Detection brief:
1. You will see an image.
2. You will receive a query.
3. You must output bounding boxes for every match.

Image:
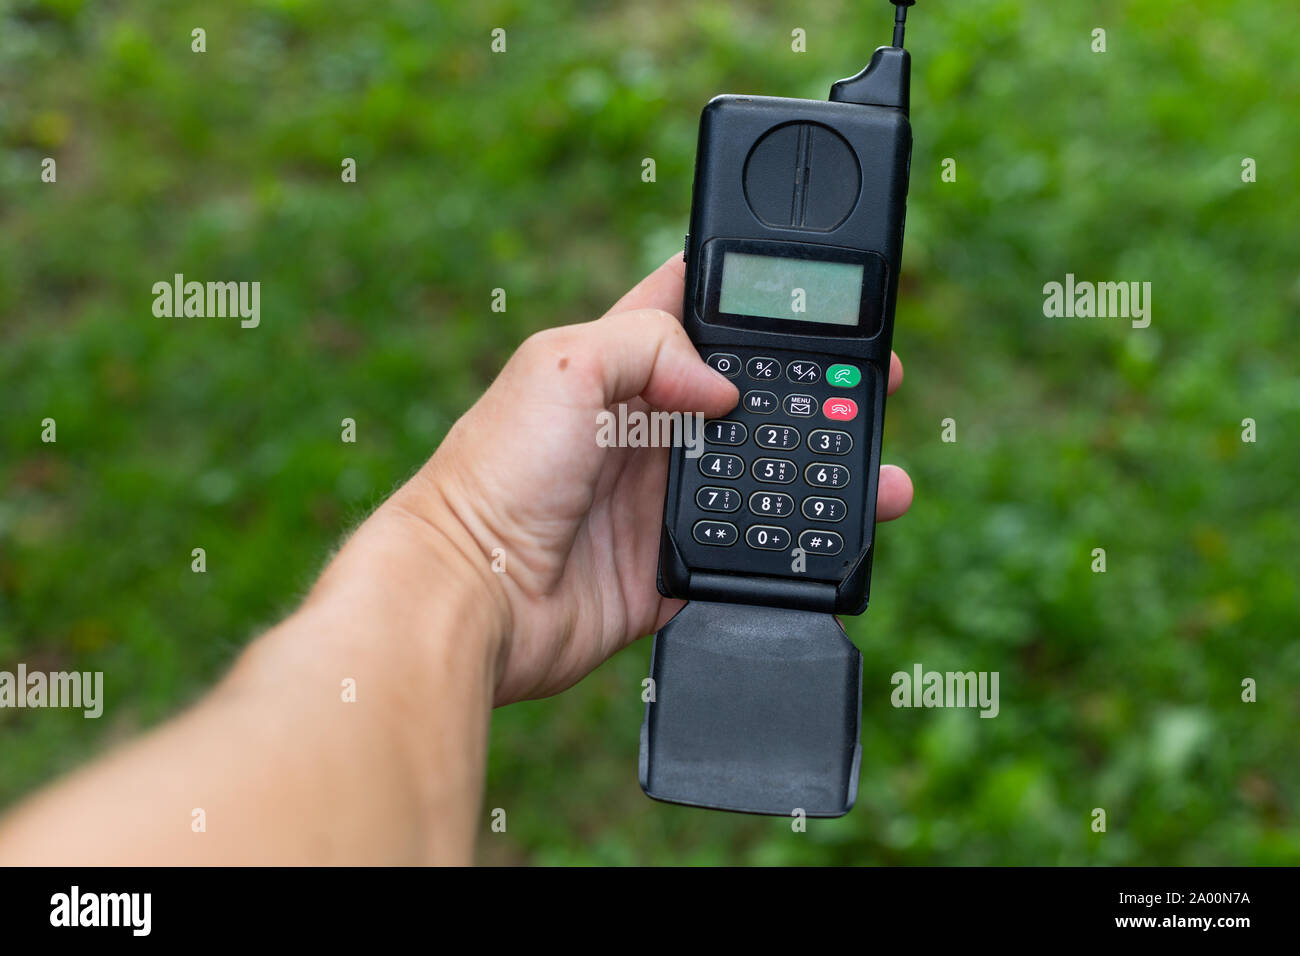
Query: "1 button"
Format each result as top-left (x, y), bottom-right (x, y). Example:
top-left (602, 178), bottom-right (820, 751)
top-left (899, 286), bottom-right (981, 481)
top-left (746, 525), bottom-right (791, 551)
top-left (802, 496), bottom-right (847, 522)
top-left (752, 458), bottom-right (797, 484)
top-left (807, 429), bottom-right (853, 455)
top-left (798, 529), bottom-right (844, 555)
top-left (694, 520), bottom-right (738, 546)
top-left (699, 453), bottom-right (744, 479)
top-left (754, 424), bottom-right (801, 450)
top-left (823, 397), bottom-right (859, 422)
top-left (748, 491), bottom-right (795, 518)
top-left (786, 360), bottom-right (821, 385)
top-left (805, 462), bottom-right (851, 488)
top-left (785, 393), bottom-right (816, 417)
top-left (827, 364), bottom-right (861, 388)
top-left (696, 486), bottom-right (741, 513)
top-left (704, 420), bottom-right (747, 445)
top-left (743, 389), bottom-right (778, 415)
top-left (707, 353), bottom-right (741, 378)
top-left (746, 356), bottom-right (782, 381)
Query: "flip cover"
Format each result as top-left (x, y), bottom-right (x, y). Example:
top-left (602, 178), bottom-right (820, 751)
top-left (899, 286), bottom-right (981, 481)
top-left (639, 601), bottom-right (863, 817)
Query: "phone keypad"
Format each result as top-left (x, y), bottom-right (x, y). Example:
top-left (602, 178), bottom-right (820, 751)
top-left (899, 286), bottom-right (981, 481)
top-left (677, 349), bottom-right (874, 576)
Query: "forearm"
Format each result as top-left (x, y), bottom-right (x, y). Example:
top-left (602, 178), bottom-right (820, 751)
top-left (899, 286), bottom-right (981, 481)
top-left (0, 499), bottom-right (507, 865)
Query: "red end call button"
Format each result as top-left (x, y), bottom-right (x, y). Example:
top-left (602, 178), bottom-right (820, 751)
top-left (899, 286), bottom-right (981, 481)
top-left (822, 397), bottom-right (859, 422)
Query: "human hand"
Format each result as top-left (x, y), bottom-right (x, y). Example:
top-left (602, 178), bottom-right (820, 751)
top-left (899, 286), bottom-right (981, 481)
top-left (389, 253), bottom-right (912, 705)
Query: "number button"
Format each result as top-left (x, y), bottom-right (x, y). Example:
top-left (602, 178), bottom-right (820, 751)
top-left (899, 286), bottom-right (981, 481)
top-left (807, 429), bottom-right (853, 455)
top-left (699, 453), bottom-right (744, 479)
top-left (706, 353), bottom-right (741, 378)
top-left (785, 360), bottom-right (821, 385)
top-left (754, 424), bottom-right (800, 450)
top-left (805, 462), bottom-right (850, 488)
top-left (745, 525), bottom-right (791, 551)
top-left (802, 496), bottom-right (847, 522)
top-left (784, 393), bottom-right (816, 417)
top-left (746, 356), bottom-right (781, 381)
top-left (696, 486), bottom-right (741, 513)
top-left (752, 458), bottom-right (797, 484)
top-left (704, 419), bottom-right (747, 446)
top-left (797, 530), bottom-right (844, 555)
top-left (693, 520), bottom-right (738, 546)
top-left (742, 389), bottom-right (778, 415)
top-left (748, 491), bottom-right (794, 518)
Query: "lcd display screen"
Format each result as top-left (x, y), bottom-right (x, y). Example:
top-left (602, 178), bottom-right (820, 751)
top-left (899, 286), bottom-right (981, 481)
top-left (717, 251), bottom-right (864, 327)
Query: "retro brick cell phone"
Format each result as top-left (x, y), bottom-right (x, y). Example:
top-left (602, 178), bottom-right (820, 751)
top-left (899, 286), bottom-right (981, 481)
top-left (639, 1), bottom-right (918, 817)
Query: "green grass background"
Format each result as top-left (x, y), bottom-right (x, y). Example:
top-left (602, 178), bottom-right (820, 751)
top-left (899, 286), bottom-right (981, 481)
top-left (2, 0), bottom-right (1297, 864)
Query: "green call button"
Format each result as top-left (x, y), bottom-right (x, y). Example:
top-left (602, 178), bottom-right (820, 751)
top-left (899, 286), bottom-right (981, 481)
top-left (827, 364), bottom-right (861, 388)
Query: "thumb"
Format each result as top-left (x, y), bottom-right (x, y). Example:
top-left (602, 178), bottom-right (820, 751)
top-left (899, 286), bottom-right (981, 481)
top-left (544, 308), bottom-right (738, 417)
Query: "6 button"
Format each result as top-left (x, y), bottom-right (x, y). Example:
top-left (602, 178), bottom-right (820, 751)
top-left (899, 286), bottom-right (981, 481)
top-left (805, 462), bottom-right (851, 488)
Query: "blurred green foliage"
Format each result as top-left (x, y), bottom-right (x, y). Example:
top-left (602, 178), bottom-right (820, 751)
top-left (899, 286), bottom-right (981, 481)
top-left (1, 0), bottom-right (1297, 864)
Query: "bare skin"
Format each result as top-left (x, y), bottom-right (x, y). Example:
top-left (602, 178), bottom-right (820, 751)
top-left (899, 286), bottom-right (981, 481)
top-left (0, 254), bottom-right (911, 865)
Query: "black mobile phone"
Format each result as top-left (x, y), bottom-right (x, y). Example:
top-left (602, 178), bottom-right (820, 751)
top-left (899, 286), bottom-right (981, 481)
top-left (639, 1), bottom-right (918, 817)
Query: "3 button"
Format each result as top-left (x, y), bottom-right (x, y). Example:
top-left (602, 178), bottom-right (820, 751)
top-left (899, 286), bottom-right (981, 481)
top-left (807, 429), bottom-right (852, 455)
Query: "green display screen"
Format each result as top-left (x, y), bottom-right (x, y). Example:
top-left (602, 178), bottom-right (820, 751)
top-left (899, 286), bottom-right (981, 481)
top-left (717, 252), bottom-right (863, 327)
